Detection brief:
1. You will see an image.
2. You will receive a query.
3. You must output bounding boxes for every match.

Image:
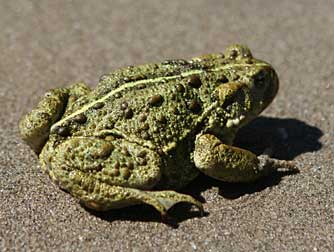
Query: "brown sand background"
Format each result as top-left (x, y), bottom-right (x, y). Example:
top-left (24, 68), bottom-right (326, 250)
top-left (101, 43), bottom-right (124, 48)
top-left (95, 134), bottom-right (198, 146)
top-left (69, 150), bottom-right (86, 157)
top-left (1, 0), bottom-right (334, 251)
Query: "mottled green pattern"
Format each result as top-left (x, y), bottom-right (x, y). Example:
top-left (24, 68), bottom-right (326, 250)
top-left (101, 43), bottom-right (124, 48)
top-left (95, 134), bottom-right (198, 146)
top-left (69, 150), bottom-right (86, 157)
top-left (19, 45), bottom-right (295, 216)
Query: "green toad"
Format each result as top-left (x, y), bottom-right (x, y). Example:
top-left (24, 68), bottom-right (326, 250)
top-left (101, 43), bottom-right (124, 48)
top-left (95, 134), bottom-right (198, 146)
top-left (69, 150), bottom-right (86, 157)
top-left (19, 45), bottom-right (296, 216)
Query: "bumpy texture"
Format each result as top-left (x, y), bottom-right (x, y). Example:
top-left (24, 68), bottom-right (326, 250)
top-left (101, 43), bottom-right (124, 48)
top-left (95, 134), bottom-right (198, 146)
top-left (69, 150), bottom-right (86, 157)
top-left (19, 44), bottom-right (294, 216)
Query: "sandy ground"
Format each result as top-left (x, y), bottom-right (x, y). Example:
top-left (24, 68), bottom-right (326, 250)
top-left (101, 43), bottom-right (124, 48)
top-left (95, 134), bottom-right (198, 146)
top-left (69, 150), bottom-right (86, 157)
top-left (1, 0), bottom-right (333, 251)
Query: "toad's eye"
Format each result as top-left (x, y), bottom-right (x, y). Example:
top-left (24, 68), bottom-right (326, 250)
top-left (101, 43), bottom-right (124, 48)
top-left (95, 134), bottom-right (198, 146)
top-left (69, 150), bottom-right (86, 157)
top-left (254, 70), bottom-right (266, 88)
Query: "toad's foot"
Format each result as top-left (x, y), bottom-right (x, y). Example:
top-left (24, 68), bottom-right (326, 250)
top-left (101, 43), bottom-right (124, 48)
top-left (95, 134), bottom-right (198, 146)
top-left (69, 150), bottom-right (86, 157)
top-left (194, 133), bottom-right (299, 183)
top-left (144, 190), bottom-right (204, 217)
top-left (258, 154), bottom-right (299, 173)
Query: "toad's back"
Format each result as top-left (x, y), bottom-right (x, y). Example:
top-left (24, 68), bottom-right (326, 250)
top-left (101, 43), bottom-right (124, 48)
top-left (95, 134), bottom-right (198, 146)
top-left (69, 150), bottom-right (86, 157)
top-left (50, 48), bottom-right (263, 153)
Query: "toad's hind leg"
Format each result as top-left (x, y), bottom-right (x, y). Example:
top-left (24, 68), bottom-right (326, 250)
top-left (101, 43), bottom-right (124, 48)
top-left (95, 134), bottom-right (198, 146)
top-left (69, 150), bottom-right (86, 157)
top-left (41, 137), bottom-right (202, 216)
top-left (194, 134), bottom-right (298, 183)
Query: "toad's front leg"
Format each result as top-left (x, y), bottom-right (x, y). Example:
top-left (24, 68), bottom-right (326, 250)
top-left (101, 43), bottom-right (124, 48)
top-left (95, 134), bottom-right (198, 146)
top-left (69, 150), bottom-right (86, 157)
top-left (194, 134), bottom-right (298, 183)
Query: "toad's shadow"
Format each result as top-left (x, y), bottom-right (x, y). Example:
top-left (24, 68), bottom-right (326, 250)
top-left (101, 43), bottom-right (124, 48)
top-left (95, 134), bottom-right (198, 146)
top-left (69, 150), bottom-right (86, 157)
top-left (187, 116), bottom-right (323, 200)
top-left (89, 116), bottom-right (323, 225)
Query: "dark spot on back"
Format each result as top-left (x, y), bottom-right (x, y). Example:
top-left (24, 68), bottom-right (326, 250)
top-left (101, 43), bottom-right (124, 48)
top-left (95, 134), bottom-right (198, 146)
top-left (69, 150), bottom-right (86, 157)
top-left (176, 84), bottom-right (185, 93)
top-left (57, 126), bottom-right (70, 137)
top-left (219, 75), bottom-right (229, 83)
top-left (188, 75), bottom-right (202, 88)
top-left (72, 113), bottom-right (87, 124)
top-left (148, 95), bottom-right (163, 106)
top-left (124, 108), bottom-right (133, 119)
top-left (188, 99), bottom-right (202, 113)
top-left (92, 102), bottom-right (105, 109)
top-left (138, 113), bottom-right (147, 122)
